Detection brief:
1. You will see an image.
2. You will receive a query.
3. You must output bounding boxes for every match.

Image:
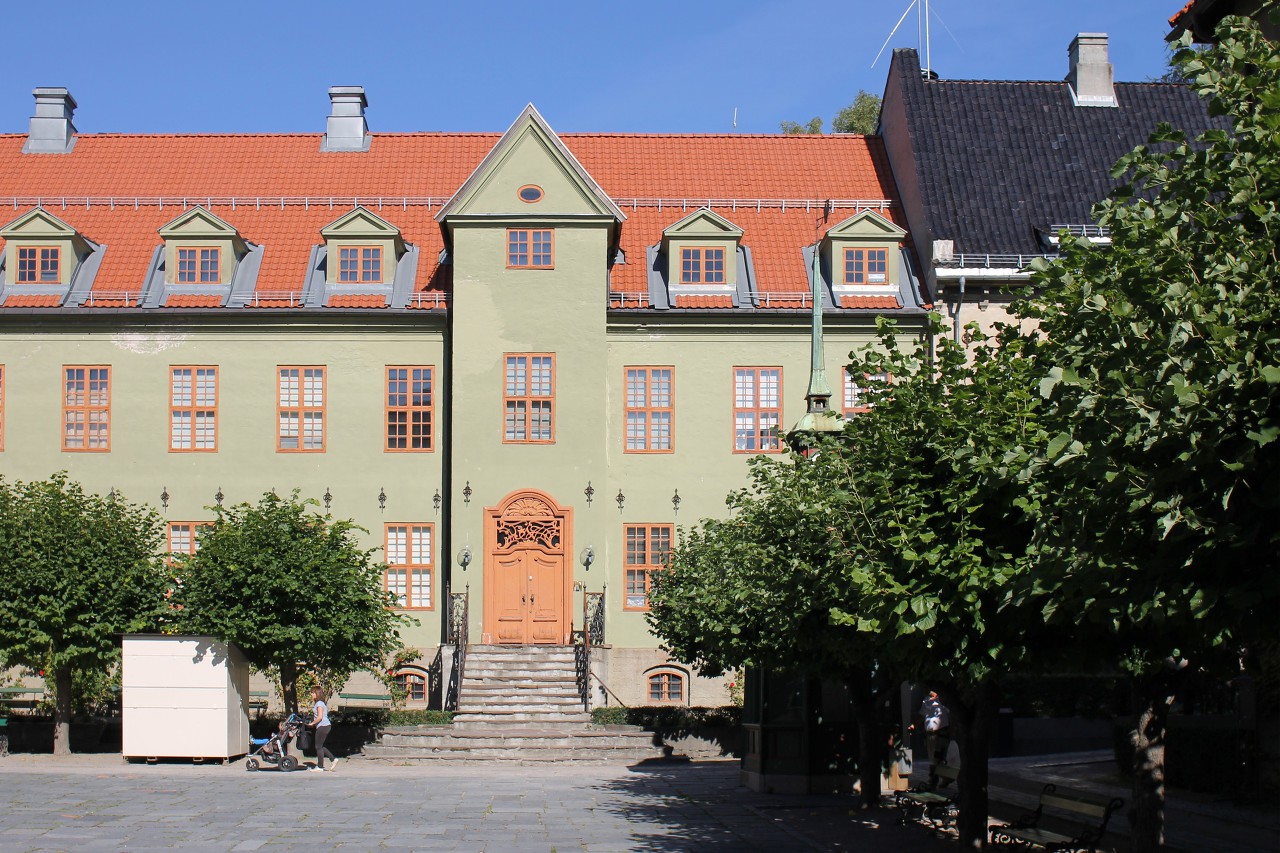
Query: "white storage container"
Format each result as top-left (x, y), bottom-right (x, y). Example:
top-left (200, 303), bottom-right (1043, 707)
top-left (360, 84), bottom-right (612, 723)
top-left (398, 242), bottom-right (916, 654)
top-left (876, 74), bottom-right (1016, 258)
top-left (122, 634), bottom-right (251, 760)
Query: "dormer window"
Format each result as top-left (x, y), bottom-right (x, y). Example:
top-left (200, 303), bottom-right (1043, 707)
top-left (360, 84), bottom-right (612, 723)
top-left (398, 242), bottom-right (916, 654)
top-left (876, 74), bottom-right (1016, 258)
top-left (507, 228), bottom-right (553, 269)
top-left (338, 246), bottom-right (383, 283)
top-left (843, 247), bottom-right (887, 285)
top-left (680, 247), bottom-right (726, 284)
top-left (16, 246), bottom-right (60, 283)
top-left (822, 209), bottom-right (907, 308)
top-left (176, 247), bottom-right (220, 284)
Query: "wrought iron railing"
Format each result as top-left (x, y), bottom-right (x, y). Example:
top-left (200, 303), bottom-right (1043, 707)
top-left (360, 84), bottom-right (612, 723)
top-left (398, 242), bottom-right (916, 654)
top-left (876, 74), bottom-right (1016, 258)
top-left (585, 590), bottom-right (606, 646)
top-left (574, 587), bottom-right (607, 710)
top-left (444, 587), bottom-right (468, 711)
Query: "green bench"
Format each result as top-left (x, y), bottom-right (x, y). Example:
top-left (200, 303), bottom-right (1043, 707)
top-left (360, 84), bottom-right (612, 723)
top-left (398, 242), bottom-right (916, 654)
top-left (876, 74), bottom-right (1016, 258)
top-left (989, 783), bottom-right (1124, 852)
top-left (337, 692), bottom-right (391, 704)
top-left (895, 763), bottom-right (960, 829)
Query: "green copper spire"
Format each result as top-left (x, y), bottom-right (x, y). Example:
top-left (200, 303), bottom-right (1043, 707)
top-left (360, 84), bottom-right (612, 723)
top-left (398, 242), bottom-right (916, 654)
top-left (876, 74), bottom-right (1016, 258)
top-left (805, 242), bottom-right (833, 413)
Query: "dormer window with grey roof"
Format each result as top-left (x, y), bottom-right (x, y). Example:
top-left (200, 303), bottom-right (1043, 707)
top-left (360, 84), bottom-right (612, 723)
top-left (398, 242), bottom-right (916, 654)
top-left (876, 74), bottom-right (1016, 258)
top-left (0, 208), bottom-right (103, 307)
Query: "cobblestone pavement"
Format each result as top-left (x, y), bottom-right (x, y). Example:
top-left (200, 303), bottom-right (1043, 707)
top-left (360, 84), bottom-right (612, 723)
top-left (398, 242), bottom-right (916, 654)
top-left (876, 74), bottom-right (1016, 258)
top-left (0, 755), bottom-right (955, 852)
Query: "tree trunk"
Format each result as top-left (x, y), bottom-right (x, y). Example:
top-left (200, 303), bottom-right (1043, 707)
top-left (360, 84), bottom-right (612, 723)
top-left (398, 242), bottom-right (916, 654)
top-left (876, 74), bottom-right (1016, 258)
top-left (852, 682), bottom-right (884, 809)
top-left (951, 681), bottom-right (996, 850)
top-left (280, 660), bottom-right (298, 716)
top-left (1129, 669), bottom-right (1180, 853)
top-left (52, 666), bottom-right (74, 756)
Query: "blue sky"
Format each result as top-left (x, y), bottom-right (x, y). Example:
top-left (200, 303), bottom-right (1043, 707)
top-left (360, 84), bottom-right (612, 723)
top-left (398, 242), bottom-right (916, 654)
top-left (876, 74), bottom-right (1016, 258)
top-left (0, 0), bottom-right (1186, 135)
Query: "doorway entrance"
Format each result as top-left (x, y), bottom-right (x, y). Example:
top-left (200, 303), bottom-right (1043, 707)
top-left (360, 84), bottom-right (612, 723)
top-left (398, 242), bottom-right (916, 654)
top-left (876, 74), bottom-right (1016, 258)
top-left (482, 490), bottom-right (572, 644)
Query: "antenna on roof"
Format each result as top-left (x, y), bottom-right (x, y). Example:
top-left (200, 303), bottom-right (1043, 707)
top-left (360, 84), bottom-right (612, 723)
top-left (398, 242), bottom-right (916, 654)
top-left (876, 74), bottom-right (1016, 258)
top-left (733, 107), bottom-right (738, 129)
top-left (871, 0), bottom-right (935, 77)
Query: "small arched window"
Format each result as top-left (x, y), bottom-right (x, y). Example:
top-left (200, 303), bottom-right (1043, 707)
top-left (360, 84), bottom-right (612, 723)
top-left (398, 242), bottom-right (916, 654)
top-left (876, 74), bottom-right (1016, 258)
top-left (647, 670), bottom-right (685, 704)
top-left (393, 669), bottom-right (427, 703)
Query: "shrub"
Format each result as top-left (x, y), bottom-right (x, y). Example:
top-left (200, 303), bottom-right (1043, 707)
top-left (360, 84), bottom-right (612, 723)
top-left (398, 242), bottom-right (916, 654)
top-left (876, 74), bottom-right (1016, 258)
top-left (591, 705), bottom-right (741, 729)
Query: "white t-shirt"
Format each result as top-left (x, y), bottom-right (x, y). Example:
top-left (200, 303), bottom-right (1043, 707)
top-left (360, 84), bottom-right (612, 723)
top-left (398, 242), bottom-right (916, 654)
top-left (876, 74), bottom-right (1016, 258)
top-left (313, 699), bottom-right (330, 727)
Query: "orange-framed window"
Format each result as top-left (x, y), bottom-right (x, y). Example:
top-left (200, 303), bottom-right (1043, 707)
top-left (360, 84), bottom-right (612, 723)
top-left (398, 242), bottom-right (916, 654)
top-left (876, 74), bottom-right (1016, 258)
top-left (648, 671), bottom-right (684, 703)
top-left (393, 670), bottom-right (428, 703)
top-left (337, 246), bottom-right (383, 283)
top-left (0, 364), bottom-right (5, 451)
top-left (625, 523), bottom-right (672, 611)
top-left (277, 366), bottom-right (325, 452)
top-left (503, 354), bottom-right (554, 443)
top-left (176, 247), bottom-right (220, 284)
top-left (679, 247), bottom-right (726, 284)
top-left (507, 229), bottom-right (553, 268)
top-left (62, 366), bottom-right (110, 451)
top-left (843, 371), bottom-right (891, 416)
top-left (733, 367), bottom-right (782, 453)
top-left (625, 367), bottom-right (673, 452)
top-left (167, 522), bottom-right (212, 558)
top-left (385, 523), bottom-right (433, 609)
top-left (170, 366), bottom-right (218, 452)
top-left (16, 246), bottom-right (60, 283)
top-left (843, 247), bottom-right (888, 285)
top-left (386, 366), bottom-right (434, 452)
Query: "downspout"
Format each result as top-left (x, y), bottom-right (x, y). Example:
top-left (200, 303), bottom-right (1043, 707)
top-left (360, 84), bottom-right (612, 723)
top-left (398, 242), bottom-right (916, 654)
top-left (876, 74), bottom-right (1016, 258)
top-left (950, 276), bottom-right (966, 347)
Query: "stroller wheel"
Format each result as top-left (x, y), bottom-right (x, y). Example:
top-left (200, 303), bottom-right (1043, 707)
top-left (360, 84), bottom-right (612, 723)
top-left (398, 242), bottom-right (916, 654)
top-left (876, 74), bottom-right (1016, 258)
top-left (246, 758), bottom-right (260, 771)
top-left (280, 755), bottom-right (299, 772)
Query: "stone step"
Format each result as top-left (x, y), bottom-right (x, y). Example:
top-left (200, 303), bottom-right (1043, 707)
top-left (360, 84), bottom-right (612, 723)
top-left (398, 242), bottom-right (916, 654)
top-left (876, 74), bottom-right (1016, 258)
top-left (362, 743), bottom-right (666, 763)
top-left (456, 702), bottom-right (583, 715)
top-left (453, 713), bottom-right (591, 727)
top-left (381, 732), bottom-right (654, 750)
top-left (462, 663), bottom-right (577, 675)
top-left (461, 680), bottom-right (579, 692)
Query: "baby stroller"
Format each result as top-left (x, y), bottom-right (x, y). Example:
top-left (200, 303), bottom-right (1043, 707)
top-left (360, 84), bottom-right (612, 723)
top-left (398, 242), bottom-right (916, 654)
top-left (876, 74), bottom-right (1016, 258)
top-left (246, 713), bottom-right (304, 771)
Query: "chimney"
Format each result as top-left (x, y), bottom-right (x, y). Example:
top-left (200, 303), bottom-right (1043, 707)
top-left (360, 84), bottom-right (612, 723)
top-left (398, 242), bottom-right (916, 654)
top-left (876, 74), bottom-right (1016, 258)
top-left (23, 88), bottom-right (77, 154)
top-left (1067, 33), bottom-right (1117, 108)
top-left (321, 86), bottom-right (370, 152)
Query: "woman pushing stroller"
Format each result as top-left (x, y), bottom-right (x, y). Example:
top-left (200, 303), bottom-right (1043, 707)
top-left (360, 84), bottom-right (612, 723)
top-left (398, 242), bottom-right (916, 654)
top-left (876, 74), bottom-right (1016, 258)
top-left (306, 685), bottom-right (339, 772)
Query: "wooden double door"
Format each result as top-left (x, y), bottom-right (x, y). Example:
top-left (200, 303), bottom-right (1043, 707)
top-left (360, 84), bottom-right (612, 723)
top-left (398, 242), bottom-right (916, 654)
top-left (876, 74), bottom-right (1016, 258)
top-left (483, 491), bottom-right (571, 645)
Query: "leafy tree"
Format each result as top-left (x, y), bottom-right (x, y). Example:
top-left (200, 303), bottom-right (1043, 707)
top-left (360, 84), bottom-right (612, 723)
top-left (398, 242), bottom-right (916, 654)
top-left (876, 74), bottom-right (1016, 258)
top-left (172, 490), bottom-right (411, 714)
top-left (780, 116), bottom-right (824, 135)
top-left (0, 474), bottom-right (168, 755)
top-left (832, 90), bottom-right (882, 134)
top-left (1019, 13), bottom-right (1280, 850)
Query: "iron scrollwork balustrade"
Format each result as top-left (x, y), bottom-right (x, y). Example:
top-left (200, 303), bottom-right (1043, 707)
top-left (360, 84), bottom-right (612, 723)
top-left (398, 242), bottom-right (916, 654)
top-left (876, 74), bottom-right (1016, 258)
top-left (445, 590), bottom-right (469, 711)
top-left (585, 591), bottom-right (606, 646)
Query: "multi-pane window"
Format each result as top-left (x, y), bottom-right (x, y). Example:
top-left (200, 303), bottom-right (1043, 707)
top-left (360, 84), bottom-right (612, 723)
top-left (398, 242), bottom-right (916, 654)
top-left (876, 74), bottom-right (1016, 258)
top-left (16, 246), bottom-right (60, 283)
top-left (386, 367), bottom-right (434, 451)
top-left (625, 524), bottom-right (672, 610)
top-left (648, 672), bottom-right (684, 703)
top-left (63, 366), bottom-right (110, 451)
top-left (624, 367), bottom-right (673, 452)
top-left (277, 366), bottom-right (325, 451)
top-left (733, 367), bottom-right (782, 452)
top-left (167, 522), bottom-right (210, 558)
top-left (679, 247), bottom-right (726, 284)
top-left (385, 524), bottom-right (433, 609)
top-left (394, 671), bottom-right (427, 703)
top-left (507, 229), bottom-right (553, 268)
top-left (176, 247), bottom-right (220, 283)
top-left (504, 354), bottom-right (554, 443)
top-left (843, 248), bottom-right (888, 285)
top-left (170, 366), bottom-right (218, 451)
top-left (338, 246), bottom-right (383, 283)
top-left (843, 371), bottom-right (890, 416)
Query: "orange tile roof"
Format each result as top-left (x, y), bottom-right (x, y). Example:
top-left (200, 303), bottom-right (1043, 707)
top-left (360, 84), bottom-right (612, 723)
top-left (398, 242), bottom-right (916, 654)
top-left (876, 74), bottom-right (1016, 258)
top-left (1169, 1), bottom-right (1197, 26)
top-left (839, 296), bottom-right (902, 309)
top-left (673, 294), bottom-right (735, 309)
top-left (3, 293), bottom-right (62, 307)
top-left (327, 293), bottom-right (388, 308)
top-left (0, 132), bottom-right (906, 312)
top-left (165, 294), bottom-right (222, 308)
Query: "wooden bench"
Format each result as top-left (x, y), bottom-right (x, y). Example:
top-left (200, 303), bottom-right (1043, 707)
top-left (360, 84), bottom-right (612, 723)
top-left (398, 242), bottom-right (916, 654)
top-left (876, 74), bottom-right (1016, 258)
top-left (989, 783), bottom-right (1124, 852)
top-left (895, 763), bottom-right (960, 829)
top-left (337, 692), bottom-right (391, 705)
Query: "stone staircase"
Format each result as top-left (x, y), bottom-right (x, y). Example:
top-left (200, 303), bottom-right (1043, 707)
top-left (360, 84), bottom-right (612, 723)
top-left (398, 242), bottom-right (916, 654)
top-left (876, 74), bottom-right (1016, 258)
top-left (362, 644), bottom-right (666, 764)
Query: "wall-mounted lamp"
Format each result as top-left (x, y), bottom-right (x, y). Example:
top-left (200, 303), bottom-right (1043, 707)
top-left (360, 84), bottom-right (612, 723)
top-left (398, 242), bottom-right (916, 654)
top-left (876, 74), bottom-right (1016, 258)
top-left (456, 546), bottom-right (472, 570)
top-left (323, 487), bottom-right (333, 511)
top-left (433, 488), bottom-right (442, 514)
top-left (107, 487), bottom-right (117, 501)
top-left (579, 546), bottom-right (595, 570)
top-left (215, 486), bottom-right (224, 507)
top-left (378, 487), bottom-right (387, 512)
top-left (584, 481), bottom-right (595, 506)
top-left (979, 289), bottom-right (991, 312)
top-left (160, 486), bottom-right (170, 511)
top-left (672, 489), bottom-right (682, 515)
top-left (462, 481), bottom-right (473, 505)
top-left (615, 489), bottom-right (626, 513)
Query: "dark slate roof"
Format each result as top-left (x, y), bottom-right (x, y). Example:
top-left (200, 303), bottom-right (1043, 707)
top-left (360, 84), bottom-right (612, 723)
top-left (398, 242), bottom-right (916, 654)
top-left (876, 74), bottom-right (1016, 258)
top-left (892, 48), bottom-right (1231, 256)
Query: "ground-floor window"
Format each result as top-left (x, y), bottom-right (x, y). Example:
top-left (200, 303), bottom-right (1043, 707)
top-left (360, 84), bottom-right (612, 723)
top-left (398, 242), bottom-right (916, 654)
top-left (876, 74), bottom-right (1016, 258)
top-left (393, 670), bottom-right (427, 703)
top-left (648, 670), bottom-right (684, 704)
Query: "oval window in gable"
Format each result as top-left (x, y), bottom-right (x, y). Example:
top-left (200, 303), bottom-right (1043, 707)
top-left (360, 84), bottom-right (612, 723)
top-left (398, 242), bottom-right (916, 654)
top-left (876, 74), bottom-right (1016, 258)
top-left (518, 185), bottom-right (544, 203)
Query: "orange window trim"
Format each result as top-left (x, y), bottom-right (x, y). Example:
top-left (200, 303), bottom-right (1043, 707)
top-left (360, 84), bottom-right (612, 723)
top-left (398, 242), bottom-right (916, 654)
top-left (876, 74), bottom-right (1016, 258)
top-left (277, 365), bottom-right (326, 453)
top-left (624, 523), bottom-right (672, 611)
top-left (843, 246), bottom-right (888, 286)
top-left (385, 365), bottom-right (435, 453)
top-left (169, 365), bottom-right (219, 453)
top-left (384, 523), bottom-right (435, 610)
top-left (623, 366), bottom-right (675, 454)
top-left (506, 228), bottom-right (555, 269)
top-left (62, 365), bottom-right (111, 452)
top-left (648, 671), bottom-right (685, 702)
top-left (679, 246), bottom-right (727, 285)
top-left (732, 366), bottom-right (784, 454)
top-left (502, 353), bottom-right (556, 444)
top-left (337, 245), bottom-right (384, 284)
top-left (16, 245), bottom-right (61, 284)
top-left (176, 246), bottom-right (221, 284)
top-left (843, 371), bottom-right (893, 416)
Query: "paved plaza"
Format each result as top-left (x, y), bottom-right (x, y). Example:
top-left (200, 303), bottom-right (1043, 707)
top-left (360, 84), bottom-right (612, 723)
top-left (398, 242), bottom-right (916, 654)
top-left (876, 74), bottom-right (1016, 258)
top-left (0, 755), bottom-right (953, 852)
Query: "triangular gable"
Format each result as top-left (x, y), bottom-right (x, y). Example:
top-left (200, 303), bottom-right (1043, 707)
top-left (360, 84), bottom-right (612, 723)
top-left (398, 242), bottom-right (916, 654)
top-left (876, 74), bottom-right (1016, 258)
top-left (0, 206), bottom-right (80, 240)
top-left (661, 208), bottom-right (744, 242)
top-left (321, 206), bottom-right (405, 254)
top-left (437, 104), bottom-right (625, 223)
top-left (825, 208), bottom-right (906, 240)
top-left (158, 206), bottom-right (240, 239)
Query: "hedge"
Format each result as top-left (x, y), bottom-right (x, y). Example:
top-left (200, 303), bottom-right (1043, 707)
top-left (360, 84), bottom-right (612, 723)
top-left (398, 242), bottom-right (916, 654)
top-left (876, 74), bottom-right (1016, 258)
top-left (591, 705), bottom-right (741, 729)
